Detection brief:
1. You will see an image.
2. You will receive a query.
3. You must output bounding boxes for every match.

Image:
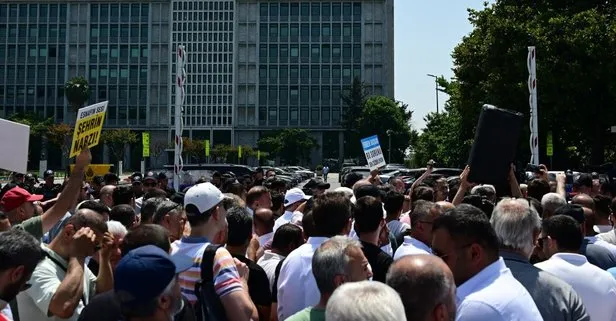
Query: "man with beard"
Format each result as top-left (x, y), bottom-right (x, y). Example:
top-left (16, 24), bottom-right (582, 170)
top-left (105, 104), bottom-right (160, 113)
top-left (0, 229), bottom-right (45, 321)
top-left (113, 245), bottom-right (192, 321)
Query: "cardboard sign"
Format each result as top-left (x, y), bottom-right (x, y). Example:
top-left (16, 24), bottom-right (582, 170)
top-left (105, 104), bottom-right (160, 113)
top-left (142, 132), bottom-right (150, 157)
top-left (70, 101), bottom-right (108, 157)
top-left (361, 135), bottom-right (386, 170)
top-left (0, 118), bottom-right (30, 173)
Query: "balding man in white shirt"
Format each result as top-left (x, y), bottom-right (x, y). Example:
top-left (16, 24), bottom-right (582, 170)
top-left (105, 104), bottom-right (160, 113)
top-left (393, 200), bottom-right (437, 260)
top-left (536, 215), bottom-right (616, 321)
top-left (431, 204), bottom-right (542, 321)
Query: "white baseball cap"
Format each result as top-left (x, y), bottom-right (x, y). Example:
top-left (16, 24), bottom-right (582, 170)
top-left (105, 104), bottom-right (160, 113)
top-left (284, 188), bottom-right (311, 207)
top-left (185, 183), bottom-right (225, 214)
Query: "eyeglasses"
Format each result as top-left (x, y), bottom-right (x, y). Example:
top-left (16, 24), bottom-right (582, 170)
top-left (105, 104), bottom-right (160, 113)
top-left (433, 243), bottom-right (473, 260)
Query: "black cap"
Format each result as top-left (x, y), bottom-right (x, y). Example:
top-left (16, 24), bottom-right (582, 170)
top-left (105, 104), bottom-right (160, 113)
top-left (143, 171), bottom-right (157, 182)
top-left (43, 170), bottom-right (55, 178)
top-left (304, 179), bottom-right (319, 189)
top-left (92, 175), bottom-right (105, 185)
top-left (316, 182), bottom-right (330, 190)
top-left (355, 184), bottom-right (382, 199)
top-left (344, 172), bottom-right (363, 187)
top-left (576, 174), bottom-right (593, 188)
top-left (104, 173), bottom-right (119, 183)
top-left (157, 172), bottom-right (168, 180)
top-left (554, 204), bottom-right (585, 224)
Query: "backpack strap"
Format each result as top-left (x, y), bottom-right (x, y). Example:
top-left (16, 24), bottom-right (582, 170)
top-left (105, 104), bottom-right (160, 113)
top-left (200, 244), bottom-right (222, 284)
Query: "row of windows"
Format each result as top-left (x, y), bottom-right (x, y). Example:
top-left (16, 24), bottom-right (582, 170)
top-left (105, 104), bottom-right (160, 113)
top-left (2, 85), bottom-right (64, 99)
top-left (259, 23), bottom-right (361, 42)
top-left (0, 4), bottom-right (67, 22)
top-left (257, 65), bottom-right (362, 85)
top-left (0, 66), bottom-right (65, 83)
top-left (256, 106), bottom-right (341, 127)
top-left (90, 25), bottom-right (149, 40)
top-left (89, 65), bottom-right (148, 81)
top-left (257, 86), bottom-right (349, 106)
top-left (0, 24), bottom-right (67, 40)
top-left (177, 63), bottom-right (233, 75)
top-left (173, 1), bottom-right (233, 12)
top-left (184, 95), bottom-right (233, 105)
top-left (260, 3), bottom-right (361, 22)
top-left (174, 22), bottom-right (232, 32)
top-left (90, 4), bottom-right (148, 21)
top-left (186, 75), bottom-right (233, 86)
top-left (90, 45), bottom-right (149, 59)
top-left (173, 12), bottom-right (233, 23)
top-left (173, 32), bottom-right (232, 43)
top-left (258, 44), bottom-right (361, 63)
top-left (0, 45), bottom-right (64, 60)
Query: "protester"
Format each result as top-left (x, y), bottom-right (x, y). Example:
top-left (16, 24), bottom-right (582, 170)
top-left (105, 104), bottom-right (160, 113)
top-left (541, 192), bottom-right (566, 218)
top-left (112, 185), bottom-right (135, 208)
top-left (170, 182), bottom-right (257, 320)
top-left (2, 149), bottom-right (91, 240)
top-left (225, 207), bottom-right (272, 321)
top-left (353, 196), bottom-right (392, 283)
top-left (592, 195), bottom-right (612, 234)
top-left (325, 281), bottom-right (407, 321)
top-left (387, 255), bottom-right (457, 321)
top-left (16, 209), bottom-right (115, 321)
top-left (140, 197), bottom-right (165, 224)
top-left (491, 199), bottom-right (590, 321)
top-left (274, 188), bottom-right (310, 232)
top-left (257, 223), bottom-right (304, 289)
top-left (152, 200), bottom-right (186, 243)
top-left (110, 204), bottom-right (139, 230)
top-left (394, 200), bottom-right (437, 260)
top-left (77, 200), bottom-right (111, 222)
top-left (113, 245), bottom-right (192, 321)
top-left (277, 193), bottom-right (352, 320)
top-left (87, 220), bottom-right (126, 275)
top-left (36, 170), bottom-right (62, 201)
top-left (246, 186), bottom-right (272, 217)
top-left (287, 236), bottom-right (372, 321)
top-left (536, 215), bottom-right (616, 320)
top-left (431, 204), bottom-right (542, 320)
top-left (384, 190), bottom-right (409, 243)
top-left (254, 208), bottom-right (275, 248)
top-left (157, 172), bottom-right (176, 197)
top-left (0, 229), bottom-right (44, 321)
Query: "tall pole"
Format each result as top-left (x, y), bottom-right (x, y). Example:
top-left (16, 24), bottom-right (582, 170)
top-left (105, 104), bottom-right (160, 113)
top-left (174, 45), bottom-right (186, 191)
top-left (427, 74), bottom-right (439, 113)
top-left (528, 46), bottom-right (539, 166)
top-left (386, 129), bottom-right (393, 163)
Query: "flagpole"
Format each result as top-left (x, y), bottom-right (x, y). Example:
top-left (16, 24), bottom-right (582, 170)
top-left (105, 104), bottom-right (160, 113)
top-left (173, 45), bottom-right (186, 191)
top-left (528, 46), bottom-right (539, 166)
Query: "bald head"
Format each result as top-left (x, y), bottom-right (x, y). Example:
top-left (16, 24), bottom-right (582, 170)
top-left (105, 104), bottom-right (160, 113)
top-left (254, 208), bottom-right (274, 235)
top-left (387, 255), bottom-right (456, 321)
top-left (352, 179), bottom-right (372, 193)
top-left (572, 193), bottom-right (595, 211)
top-left (436, 201), bottom-right (454, 213)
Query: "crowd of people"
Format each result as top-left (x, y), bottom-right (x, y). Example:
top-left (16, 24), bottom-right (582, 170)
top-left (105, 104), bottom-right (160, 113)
top-left (2, 150), bottom-right (616, 321)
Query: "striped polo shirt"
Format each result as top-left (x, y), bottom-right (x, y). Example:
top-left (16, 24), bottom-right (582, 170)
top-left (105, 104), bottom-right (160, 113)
top-left (171, 236), bottom-right (243, 304)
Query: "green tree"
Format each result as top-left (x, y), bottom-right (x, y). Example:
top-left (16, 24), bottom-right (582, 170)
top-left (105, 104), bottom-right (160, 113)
top-left (64, 77), bottom-right (91, 112)
top-left (47, 123), bottom-right (73, 158)
top-left (9, 113), bottom-right (52, 137)
top-left (182, 138), bottom-right (204, 163)
top-left (258, 129), bottom-right (318, 165)
top-left (443, 1), bottom-right (616, 167)
top-left (341, 77), bottom-right (369, 159)
top-left (356, 96), bottom-right (414, 163)
top-left (101, 129), bottom-right (138, 163)
top-left (412, 109), bottom-right (472, 167)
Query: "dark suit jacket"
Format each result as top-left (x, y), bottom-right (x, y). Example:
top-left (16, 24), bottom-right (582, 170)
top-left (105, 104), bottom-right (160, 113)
top-left (501, 250), bottom-right (590, 321)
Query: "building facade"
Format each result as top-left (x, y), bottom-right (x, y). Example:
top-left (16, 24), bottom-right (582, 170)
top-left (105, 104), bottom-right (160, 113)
top-left (0, 0), bottom-right (171, 169)
top-left (234, 0), bottom-right (394, 164)
top-left (0, 0), bottom-right (393, 168)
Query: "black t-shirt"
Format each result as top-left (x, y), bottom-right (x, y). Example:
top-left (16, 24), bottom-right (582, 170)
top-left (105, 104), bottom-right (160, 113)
top-left (78, 290), bottom-right (195, 321)
top-left (232, 254), bottom-right (272, 307)
top-left (360, 241), bottom-right (393, 283)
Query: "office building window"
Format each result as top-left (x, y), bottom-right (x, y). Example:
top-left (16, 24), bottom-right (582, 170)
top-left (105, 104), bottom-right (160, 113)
top-left (280, 3), bottom-right (289, 20)
top-left (290, 23), bottom-right (299, 37)
top-left (353, 3), bottom-right (362, 20)
top-left (332, 3), bottom-right (341, 19)
top-left (311, 3), bottom-right (320, 20)
top-left (269, 3), bottom-right (278, 20)
top-left (322, 3), bottom-right (331, 20)
top-left (300, 3), bottom-right (309, 20)
top-left (290, 3), bottom-right (299, 18)
top-left (260, 3), bottom-right (268, 21)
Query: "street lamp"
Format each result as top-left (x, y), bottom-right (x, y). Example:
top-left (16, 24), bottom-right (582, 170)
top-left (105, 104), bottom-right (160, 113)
top-left (386, 129), bottom-right (393, 163)
top-left (427, 74), bottom-right (440, 113)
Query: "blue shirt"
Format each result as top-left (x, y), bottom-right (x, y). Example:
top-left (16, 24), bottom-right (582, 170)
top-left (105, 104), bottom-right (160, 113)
top-left (456, 257), bottom-right (543, 321)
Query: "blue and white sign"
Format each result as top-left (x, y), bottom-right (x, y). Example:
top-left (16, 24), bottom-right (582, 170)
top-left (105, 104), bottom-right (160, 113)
top-left (361, 135), bottom-right (387, 170)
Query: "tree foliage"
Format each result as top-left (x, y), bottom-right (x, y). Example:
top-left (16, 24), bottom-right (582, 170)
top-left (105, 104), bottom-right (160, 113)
top-left (47, 123), bottom-right (73, 158)
top-left (257, 129), bottom-right (318, 165)
top-left (64, 77), bottom-right (91, 111)
top-left (356, 96), bottom-right (414, 163)
top-left (415, 1), bottom-right (616, 168)
top-left (101, 129), bottom-right (138, 162)
top-left (8, 113), bottom-right (52, 137)
top-left (341, 77), bottom-right (370, 158)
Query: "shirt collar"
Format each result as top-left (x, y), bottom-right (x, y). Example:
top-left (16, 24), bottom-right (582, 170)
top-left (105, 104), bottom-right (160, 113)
top-left (307, 237), bottom-right (329, 246)
top-left (456, 257), bottom-right (507, 302)
top-left (262, 250), bottom-right (286, 261)
top-left (41, 244), bottom-right (68, 268)
top-left (551, 252), bottom-right (588, 264)
top-left (180, 236), bottom-right (210, 244)
top-left (403, 236), bottom-right (432, 253)
top-left (258, 232), bottom-right (274, 246)
top-left (499, 250), bottom-right (530, 264)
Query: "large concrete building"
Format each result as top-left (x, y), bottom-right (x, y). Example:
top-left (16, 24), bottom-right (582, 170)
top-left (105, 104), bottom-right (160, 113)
top-left (0, 0), bottom-right (393, 168)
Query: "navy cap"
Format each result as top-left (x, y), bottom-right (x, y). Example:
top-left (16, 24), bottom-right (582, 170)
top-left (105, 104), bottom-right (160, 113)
top-left (114, 245), bottom-right (193, 305)
top-left (43, 170), bottom-right (55, 178)
top-left (143, 171), bottom-right (157, 182)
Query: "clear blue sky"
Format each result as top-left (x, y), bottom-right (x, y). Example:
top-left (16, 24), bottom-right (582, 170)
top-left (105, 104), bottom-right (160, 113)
top-left (394, 0), bottom-right (491, 130)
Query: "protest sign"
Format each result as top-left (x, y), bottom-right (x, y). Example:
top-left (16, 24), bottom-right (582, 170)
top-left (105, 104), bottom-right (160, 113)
top-left (361, 135), bottom-right (386, 170)
top-left (70, 101), bottom-right (108, 158)
top-left (142, 132), bottom-right (150, 157)
top-left (0, 118), bottom-right (30, 173)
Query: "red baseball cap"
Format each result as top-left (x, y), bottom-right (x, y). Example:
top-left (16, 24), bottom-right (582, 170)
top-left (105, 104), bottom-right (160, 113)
top-left (1, 187), bottom-right (44, 212)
